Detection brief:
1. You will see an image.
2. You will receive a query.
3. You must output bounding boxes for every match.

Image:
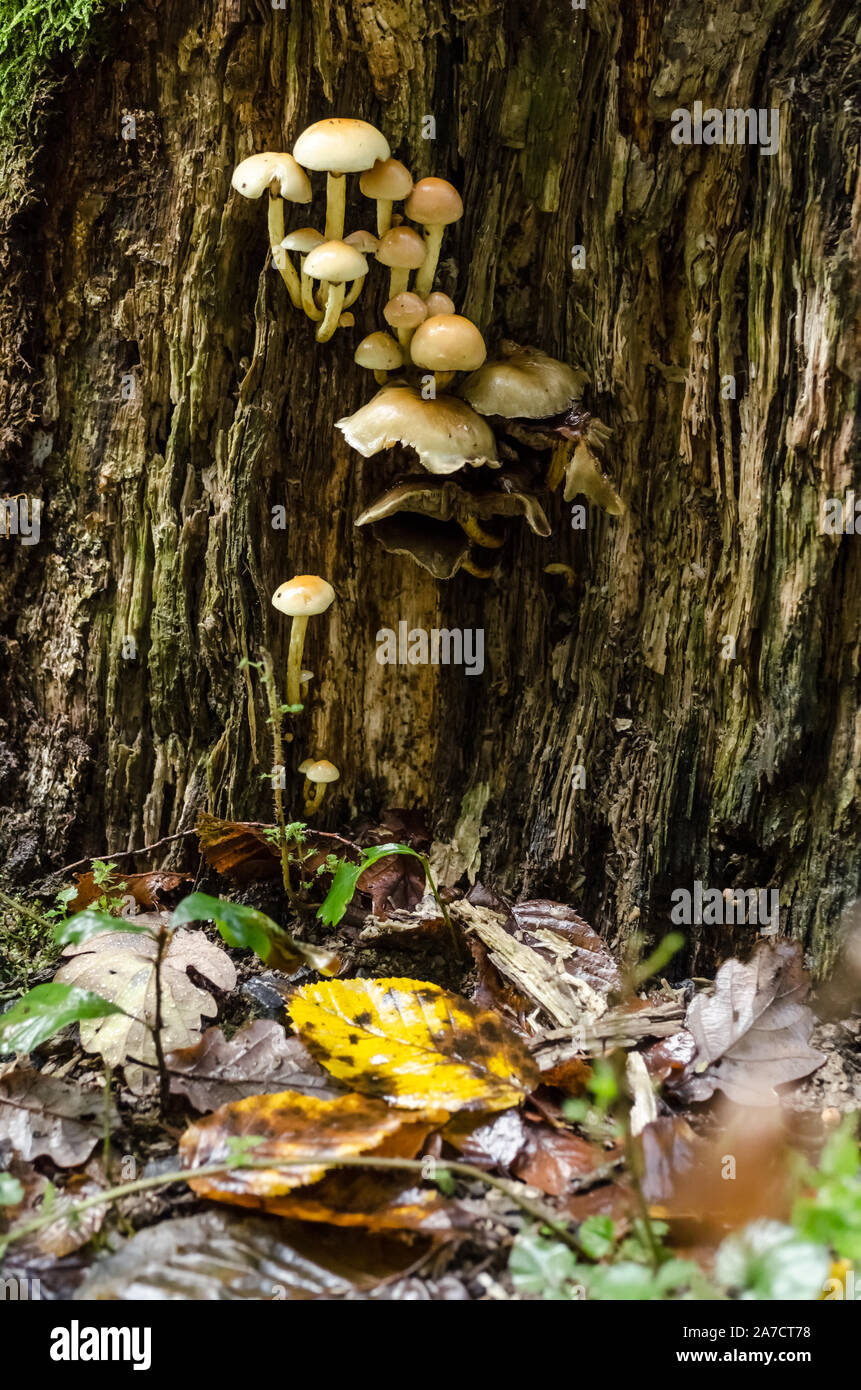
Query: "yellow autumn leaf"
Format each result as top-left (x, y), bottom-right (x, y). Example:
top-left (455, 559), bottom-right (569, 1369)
top-left (179, 1088), bottom-right (433, 1199)
top-left (288, 977), bottom-right (539, 1113)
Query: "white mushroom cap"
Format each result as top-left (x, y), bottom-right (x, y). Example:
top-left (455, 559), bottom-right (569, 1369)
top-left (232, 152), bottom-right (312, 202)
top-left (410, 315), bottom-right (487, 372)
top-left (359, 158), bottom-right (413, 201)
top-left (355, 332), bottom-right (404, 371)
top-left (306, 759), bottom-right (340, 784)
top-left (272, 575), bottom-right (336, 616)
top-left (280, 227), bottom-right (325, 253)
top-left (344, 229), bottom-right (380, 253)
top-left (293, 118), bottom-right (390, 174)
top-left (404, 177), bottom-right (463, 226)
top-left (383, 292), bottom-right (428, 330)
top-left (376, 226), bottom-right (427, 269)
top-left (459, 344), bottom-right (588, 419)
top-left (303, 239), bottom-right (369, 283)
top-left (336, 386), bottom-right (498, 475)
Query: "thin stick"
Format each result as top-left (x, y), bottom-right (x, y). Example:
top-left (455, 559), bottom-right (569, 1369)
top-left (260, 648), bottom-right (293, 902)
top-left (53, 830), bottom-right (198, 879)
top-left (152, 926), bottom-right (171, 1115)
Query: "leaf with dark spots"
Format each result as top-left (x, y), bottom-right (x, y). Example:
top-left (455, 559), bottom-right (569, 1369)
top-left (166, 1021), bottom-right (345, 1112)
top-left (288, 977), bottom-right (539, 1113)
top-left (676, 940), bottom-right (826, 1106)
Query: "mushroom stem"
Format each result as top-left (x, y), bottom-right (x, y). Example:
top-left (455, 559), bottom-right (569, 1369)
top-left (388, 267), bottom-right (410, 300)
top-left (546, 439), bottom-right (569, 491)
top-left (268, 193), bottom-right (302, 308)
top-left (325, 173), bottom-right (347, 240)
top-left (462, 558), bottom-right (495, 579)
top-left (460, 517), bottom-right (504, 548)
top-left (375, 198), bottom-right (394, 237)
top-left (413, 224), bottom-right (445, 297)
top-left (342, 275), bottom-right (366, 309)
top-left (300, 258), bottom-right (323, 321)
top-left (303, 779), bottom-right (329, 816)
top-left (373, 369), bottom-right (389, 386)
top-left (316, 282), bottom-right (346, 342)
top-left (286, 615), bottom-right (309, 708)
top-left (434, 370), bottom-right (456, 391)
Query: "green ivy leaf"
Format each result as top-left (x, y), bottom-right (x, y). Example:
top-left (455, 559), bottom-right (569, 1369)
top-left (577, 1213), bottom-right (615, 1260)
top-left (0, 983), bottom-right (123, 1053)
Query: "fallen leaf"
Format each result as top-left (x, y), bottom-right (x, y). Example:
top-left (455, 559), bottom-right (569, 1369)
top-left (181, 1088), bottom-right (438, 1198)
top-left (356, 852), bottom-right (427, 919)
top-left (642, 1029), bottom-right (697, 1083)
top-left (508, 900), bottom-right (623, 997)
top-left (70, 870), bottom-right (190, 913)
top-left (677, 940), bottom-right (826, 1106)
top-left (55, 929), bottom-right (236, 1092)
top-left (167, 1021), bottom-right (345, 1111)
top-left (444, 1109), bottom-right (530, 1170)
top-left (289, 977), bottom-right (539, 1113)
top-left (512, 1124), bottom-right (612, 1197)
top-left (0, 1064), bottom-right (115, 1166)
top-left (195, 813), bottom-right (357, 887)
top-left (75, 1209), bottom-right (427, 1299)
top-left (258, 1170), bottom-right (467, 1232)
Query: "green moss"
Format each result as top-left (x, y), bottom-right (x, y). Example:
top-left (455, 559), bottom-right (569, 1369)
top-left (0, 0), bottom-right (127, 188)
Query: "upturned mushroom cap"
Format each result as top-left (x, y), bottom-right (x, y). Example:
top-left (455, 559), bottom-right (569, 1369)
top-left (303, 240), bottom-right (369, 283)
top-left (344, 229), bottom-right (380, 253)
top-left (272, 575), bottom-right (336, 616)
top-left (383, 292), bottom-right (428, 330)
top-left (293, 119), bottom-right (390, 174)
top-left (281, 227), bottom-right (325, 254)
top-left (355, 332), bottom-right (404, 371)
top-left (404, 177), bottom-right (463, 226)
top-left (359, 158), bottom-right (413, 201)
top-left (424, 291), bottom-right (455, 316)
top-left (376, 226), bottom-right (427, 269)
top-left (306, 759), bottom-right (340, 784)
top-left (458, 344), bottom-right (588, 419)
top-left (232, 153), bottom-right (312, 202)
top-left (356, 474), bottom-right (551, 537)
top-left (336, 386), bottom-right (498, 475)
top-left (410, 315), bottom-right (487, 372)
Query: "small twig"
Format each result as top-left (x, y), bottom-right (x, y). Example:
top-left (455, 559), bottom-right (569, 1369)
top-left (102, 1064), bottom-right (113, 1179)
top-left (52, 831), bottom-right (199, 879)
top-left (151, 926), bottom-right (171, 1115)
top-left (260, 648), bottom-right (294, 903)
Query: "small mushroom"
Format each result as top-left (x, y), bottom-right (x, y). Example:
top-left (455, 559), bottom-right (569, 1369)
top-left (424, 291), bottom-right (455, 316)
top-left (299, 671), bottom-right (314, 701)
top-left (404, 178), bottom-right (464, 297)
top-left (359, 157), bottom-right (413, 236)
top-left (376, 225), bottom-right (427, 300)
top-left (409, 314), bottom-right (486, 390)
top-left (303, 239), bottom-right (369, 343)
top-left (271, 575), bottom-right (336, 709)
top-left (354, 331), bottom-right (405, 384)
top-left (231, 152), bottom-right (312, 309)
top-left (303, 759), bottom-right (340, 816)
top-left (458, 343), bottom-right (588, 419)
top-left (342, 229), bottom-right (380, 308)
top-left (280, 226), bottom-right (325, 320)
top-left (293, 118), bottom-right (390, 241)
top-left (298, 758), bottom-right (314, 775)
top-left (336, 386), bottom-right (498, 475)
top-left (383, 291), bottom-right (428, 350)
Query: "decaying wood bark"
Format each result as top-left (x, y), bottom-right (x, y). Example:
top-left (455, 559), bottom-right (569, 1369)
top-left (0, 0), bottom-right (858, 975)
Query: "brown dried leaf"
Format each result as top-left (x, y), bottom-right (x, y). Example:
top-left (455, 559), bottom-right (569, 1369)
top-left (0, 1063), bottom-right (114, 1166)
top-left (678, 940), bottom-right (826, 1105)
top-left (167, 1021), bottom-right (345, 1112)
top-left (70, 869), bottom-right (190, 912)
top-left (195, 813), bottom-right (357, 886)
top-left (512, 1123), bottom-right (614, 1197)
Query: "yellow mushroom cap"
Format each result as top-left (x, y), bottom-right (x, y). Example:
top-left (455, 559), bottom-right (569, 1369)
top-left (359, 158), bottom-right (413, 201)
top-left (355, 332), bottom-right (404, 371)
top-left (306, 759), bottom-right (340, 784)
top-left (383, 292), bottom-right (428, 330)
top-left (409, 315), bottom-right (487, 372)
top-left (303, 239), bottom-right (369, 283)
top-left (458, 344), bottom-right (588, 419)
top-left (298, 758), bottom-right (314, 774)
top-left (424, 291), bottom-right (455, 316)
top-left (231, 152), bottom-right (312, 202)
top-left (293, 118), bottom-right (390, 174)
top-left (344, 229), bottom-right (380, 254)
top-left (336, 386), bottom-right (498, 475)
top-left (272, 575), bottom-right (336, 616)
top-left (376, 226), bottom-right (427, 269)
top-left (280, 227), bottom-right (324, 254)
top-left (404, 177), bottom-right (463, 226)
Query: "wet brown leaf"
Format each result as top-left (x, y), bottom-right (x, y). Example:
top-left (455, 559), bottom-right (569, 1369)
top-left (0, 1063), bottom-right (113, 1166)
top-left (167, 1021), bottom-right (345, 1112)
top-left (512, 1122), bottom-right (619, 1197)
top-left (70, 869), bottom-right (190, 913)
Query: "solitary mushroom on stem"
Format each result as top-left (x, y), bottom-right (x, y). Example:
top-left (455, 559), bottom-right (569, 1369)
top-left (303, 759), bottom-right (340, 816)
top-left (355, 331), bottom-right (404, 385)
top-left (303, 240), bottom-right (369, 343)
top-left (271, 575), bottom-right (336, 709)
top-left (409, 313), bottom-right (486, 391)
top-left (359, 157), bottom-right (413, 236)
top-left (231, 152), bottom-right (312, 309)
top-left (293, 118), bottom-right (390, 242)
top-left (405, 178), bottom-right (464, 298)
top-left (376, 225), bottom-right (427, 300)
